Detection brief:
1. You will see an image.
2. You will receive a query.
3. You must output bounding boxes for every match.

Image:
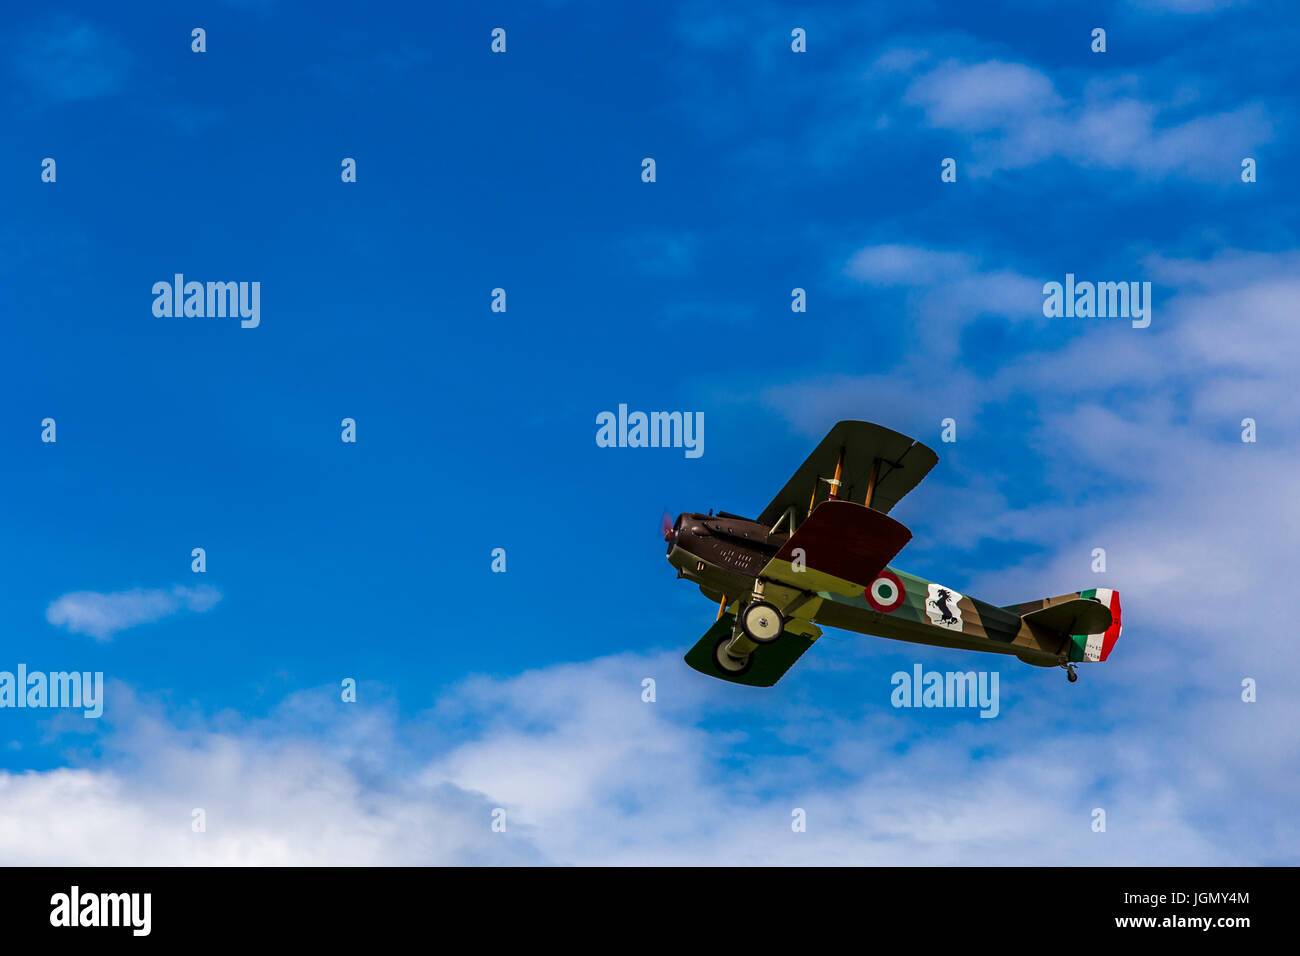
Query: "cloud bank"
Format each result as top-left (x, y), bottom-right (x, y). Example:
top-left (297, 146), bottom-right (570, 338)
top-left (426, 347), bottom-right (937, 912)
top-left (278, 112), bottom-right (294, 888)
top-left (0, 639), bottom-right (1293, 866)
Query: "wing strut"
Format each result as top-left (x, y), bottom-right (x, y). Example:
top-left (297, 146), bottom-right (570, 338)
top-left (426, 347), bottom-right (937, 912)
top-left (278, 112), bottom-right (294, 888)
top-left (863, 457), bottom-right (881, 509)
top-left (808, 446), bottom-right (847, 515)
top-left (828, 447), bottom-right (845, 500)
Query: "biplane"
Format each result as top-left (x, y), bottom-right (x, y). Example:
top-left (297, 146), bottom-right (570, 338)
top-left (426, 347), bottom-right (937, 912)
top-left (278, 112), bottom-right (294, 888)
top-left (664, 421), bottom-right (1122, 686)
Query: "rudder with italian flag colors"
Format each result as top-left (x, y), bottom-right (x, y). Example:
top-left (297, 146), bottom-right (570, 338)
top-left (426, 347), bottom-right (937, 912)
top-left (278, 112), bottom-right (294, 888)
top-left (1068, 588), bottom-right (1122, 663)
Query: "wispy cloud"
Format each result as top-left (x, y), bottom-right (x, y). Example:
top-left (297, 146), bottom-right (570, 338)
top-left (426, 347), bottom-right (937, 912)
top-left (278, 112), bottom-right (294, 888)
top-left (840, 242), bottom-right (1044, 365)
top-left (665, 5), bottom-right (1283, 184)
top-left (46, 586), bottom-right (222, 641)
top-left (621, 230), bottom-right (700, 278)
top-left (10, 16), bottom-right (130, 104)
top-left (898, 55), bottom-right (1273, 180)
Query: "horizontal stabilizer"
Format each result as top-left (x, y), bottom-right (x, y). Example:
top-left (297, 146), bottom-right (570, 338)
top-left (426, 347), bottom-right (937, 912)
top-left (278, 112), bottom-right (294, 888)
top-left (1006, 588), bottom-right (1123, 663)
top-left (1020, 599), bottom-right (1113, 637)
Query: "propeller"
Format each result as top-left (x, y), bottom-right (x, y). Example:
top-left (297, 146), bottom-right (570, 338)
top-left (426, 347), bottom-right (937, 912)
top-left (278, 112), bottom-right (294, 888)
top-left (661, 509), bottom-right (675, 542)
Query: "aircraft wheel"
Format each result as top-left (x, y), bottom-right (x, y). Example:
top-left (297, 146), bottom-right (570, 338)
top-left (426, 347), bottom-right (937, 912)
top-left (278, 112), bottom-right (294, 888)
top-left (713, 633), bottom-right (753, 677)
top-left (1066, 666), bottom-right (1078, 683)
top-left (741, 601), bottom-right (784, 644)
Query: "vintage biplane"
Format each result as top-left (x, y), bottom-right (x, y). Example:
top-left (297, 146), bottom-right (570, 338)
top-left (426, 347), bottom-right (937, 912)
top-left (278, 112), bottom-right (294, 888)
top-left (664, 421), bottom-right (1122, 686)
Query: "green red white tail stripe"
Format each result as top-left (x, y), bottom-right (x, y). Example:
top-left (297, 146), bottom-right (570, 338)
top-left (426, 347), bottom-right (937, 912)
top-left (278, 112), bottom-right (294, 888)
top-left (1069, 588), bottom-right (1122, 662)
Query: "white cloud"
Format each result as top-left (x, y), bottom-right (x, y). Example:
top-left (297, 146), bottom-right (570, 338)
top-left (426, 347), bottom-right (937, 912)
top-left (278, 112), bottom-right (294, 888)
top-left (663, 11), bottom-right (1283, 183)
top-left (844, 244), bottom-right (1041, 315)
top-left (846, 245), bottom-right (974, 286)
top-left (0, 650), bottom-right (1292, 865)
top-left (46, 586), bottom-right (222, 641)
top-left (904, 59), bottom-right (1062, 132)
top-left (832, 243), bottom-right (1046, 372)
top-left (897, 55), bottom-right (1273, 179)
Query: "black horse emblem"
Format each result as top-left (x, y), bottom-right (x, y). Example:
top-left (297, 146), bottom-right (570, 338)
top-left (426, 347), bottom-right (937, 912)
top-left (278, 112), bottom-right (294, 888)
top-left (927, 587), bottom-right (960, 627)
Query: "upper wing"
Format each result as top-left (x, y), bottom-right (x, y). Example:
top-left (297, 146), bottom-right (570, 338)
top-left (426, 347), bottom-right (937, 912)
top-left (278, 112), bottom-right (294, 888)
top-left (756, 421), bottom-right (938, 527)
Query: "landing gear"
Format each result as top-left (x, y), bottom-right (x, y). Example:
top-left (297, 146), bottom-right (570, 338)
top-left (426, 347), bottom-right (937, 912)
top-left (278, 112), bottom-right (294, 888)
top-left (712, 632), bottom-right (753, 676)
top-left (1065, 663), bottom-right (1078, 683)
top-left (711, 583), bottom-right (785, 677)
top-left (741, 600), bottom-right (784, 644)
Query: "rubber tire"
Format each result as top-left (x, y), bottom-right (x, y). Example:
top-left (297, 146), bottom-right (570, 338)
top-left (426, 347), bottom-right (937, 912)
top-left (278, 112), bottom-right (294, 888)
top-left (713, 633), bottom-right (754, 677)
top-left (741, 601), bottom-right (784, 644)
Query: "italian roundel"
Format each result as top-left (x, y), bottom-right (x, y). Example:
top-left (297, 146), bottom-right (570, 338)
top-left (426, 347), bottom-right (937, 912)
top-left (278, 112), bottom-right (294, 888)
top-left (865, 571), bottom-right (906, 612)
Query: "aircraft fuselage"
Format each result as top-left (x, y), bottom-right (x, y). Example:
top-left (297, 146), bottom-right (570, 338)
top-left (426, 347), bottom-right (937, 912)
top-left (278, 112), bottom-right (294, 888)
top-left (666, 510), bottom-right (1064, 667)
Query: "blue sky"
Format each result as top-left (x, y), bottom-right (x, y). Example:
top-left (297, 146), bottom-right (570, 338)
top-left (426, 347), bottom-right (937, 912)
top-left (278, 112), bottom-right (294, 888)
top-left (2, 0), bottom-right (1297, 864)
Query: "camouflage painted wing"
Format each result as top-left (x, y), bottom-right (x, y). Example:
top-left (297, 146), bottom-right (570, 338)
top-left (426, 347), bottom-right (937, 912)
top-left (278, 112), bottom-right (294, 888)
top-left (683, 612), bottom-right (819, 687)
top-left (757, 420), bottom-right (938, 526)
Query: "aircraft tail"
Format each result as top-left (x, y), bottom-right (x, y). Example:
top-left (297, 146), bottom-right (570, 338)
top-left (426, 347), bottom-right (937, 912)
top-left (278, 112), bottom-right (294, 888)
top-left (1005, 588), bottom-right (1123, 662)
